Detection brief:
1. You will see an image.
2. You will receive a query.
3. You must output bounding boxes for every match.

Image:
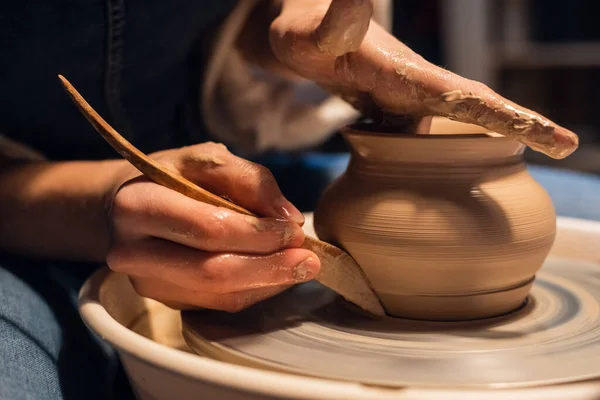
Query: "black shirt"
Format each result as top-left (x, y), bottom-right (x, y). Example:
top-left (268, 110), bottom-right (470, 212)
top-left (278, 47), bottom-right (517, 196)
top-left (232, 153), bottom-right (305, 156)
top-left (0, 0), bottom-right (236, 160)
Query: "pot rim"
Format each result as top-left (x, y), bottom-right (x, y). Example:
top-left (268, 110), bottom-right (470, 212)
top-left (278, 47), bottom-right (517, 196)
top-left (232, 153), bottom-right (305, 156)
top-left (342, 122), bottom-right (507, 141)
top-left (340, 123), bottom-right (524, 163)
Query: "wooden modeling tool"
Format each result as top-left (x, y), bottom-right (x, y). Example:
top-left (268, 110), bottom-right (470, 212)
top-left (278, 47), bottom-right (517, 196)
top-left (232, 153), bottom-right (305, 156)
top-left (58, 74), bottom-right (385, 316)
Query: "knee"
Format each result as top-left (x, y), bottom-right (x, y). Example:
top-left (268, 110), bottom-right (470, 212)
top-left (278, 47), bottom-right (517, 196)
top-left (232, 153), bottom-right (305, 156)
top-left (0, 266), bottom-right (63, 400)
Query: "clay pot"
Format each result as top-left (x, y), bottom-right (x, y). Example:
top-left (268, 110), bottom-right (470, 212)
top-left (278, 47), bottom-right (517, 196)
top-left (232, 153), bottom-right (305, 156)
top-left (314, 118), bottom-right (556, 321)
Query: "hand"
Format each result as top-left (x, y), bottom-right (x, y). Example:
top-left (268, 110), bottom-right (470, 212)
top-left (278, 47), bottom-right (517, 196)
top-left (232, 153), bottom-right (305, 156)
top-left (105, 142), bottom-right (320, 312)
top-left (239, 0), bottom-right (578, 159)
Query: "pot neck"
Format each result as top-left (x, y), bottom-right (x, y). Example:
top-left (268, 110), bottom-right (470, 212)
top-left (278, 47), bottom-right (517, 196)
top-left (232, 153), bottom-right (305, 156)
top-left (343, 130), bottom-right (525, 167)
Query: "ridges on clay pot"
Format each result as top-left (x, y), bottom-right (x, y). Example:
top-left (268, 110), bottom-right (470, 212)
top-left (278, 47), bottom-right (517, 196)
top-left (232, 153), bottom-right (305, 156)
top-left (314, 118), bottom-right (556, 321)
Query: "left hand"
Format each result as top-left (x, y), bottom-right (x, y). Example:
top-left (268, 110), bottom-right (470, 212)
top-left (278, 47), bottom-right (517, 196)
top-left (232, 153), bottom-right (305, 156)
top-left (238, 0), bottom-right (578, 159)
top-left (105, 142), bottom-right (319, 312)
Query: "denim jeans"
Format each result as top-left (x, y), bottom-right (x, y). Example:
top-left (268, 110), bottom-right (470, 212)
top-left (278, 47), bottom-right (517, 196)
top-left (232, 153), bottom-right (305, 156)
top-left (0, 258), bottom-right (133, 400)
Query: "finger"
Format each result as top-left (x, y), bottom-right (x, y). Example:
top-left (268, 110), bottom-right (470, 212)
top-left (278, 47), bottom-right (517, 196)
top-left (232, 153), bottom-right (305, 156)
top-left (112, 181), bottom-right (304, 253)
top-left (166, 143), bottom-right (304, 224)
top-left (130, 277), bottom-right (292, 312)
top-left (107, 238), bottom-right (321, 293)
top-left (422, 76), bottom-right (579, 159)
top-left (337, 24), bottom-right (579, 159)
top-left (316, 0), bottom-right (373, 56)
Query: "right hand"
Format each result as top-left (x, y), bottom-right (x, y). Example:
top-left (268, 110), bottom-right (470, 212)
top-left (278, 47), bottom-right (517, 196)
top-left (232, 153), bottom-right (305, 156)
top-left (105, 142), bottom-right (320, 312)
top-left (241, 0), bottom-right (578, 159)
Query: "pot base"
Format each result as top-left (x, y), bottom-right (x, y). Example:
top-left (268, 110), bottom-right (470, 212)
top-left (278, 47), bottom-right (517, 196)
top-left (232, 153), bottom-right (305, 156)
top-left (379, 278), bottom-right (534, 321)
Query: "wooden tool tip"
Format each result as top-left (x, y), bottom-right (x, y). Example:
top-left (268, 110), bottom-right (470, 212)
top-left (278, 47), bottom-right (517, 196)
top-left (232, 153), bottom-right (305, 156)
top-left (57, 74), bottom-right (68, 86)
top-left (57, 75), bottom-right (78, 100)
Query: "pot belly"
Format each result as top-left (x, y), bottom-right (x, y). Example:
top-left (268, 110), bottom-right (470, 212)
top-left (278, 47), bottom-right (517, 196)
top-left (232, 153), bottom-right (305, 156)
top-left (314, 171), bottom-right (556, 320)
top-left (345, 241), bottom-right (552, 295)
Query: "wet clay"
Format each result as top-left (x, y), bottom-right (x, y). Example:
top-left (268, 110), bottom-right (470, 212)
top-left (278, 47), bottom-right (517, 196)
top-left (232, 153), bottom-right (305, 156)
top-left (313, 119), bottom-right (557, 320)
top-left (243, 215), bottom-right (299, 247)
top-left (425, 90), bottom-right (579, 159)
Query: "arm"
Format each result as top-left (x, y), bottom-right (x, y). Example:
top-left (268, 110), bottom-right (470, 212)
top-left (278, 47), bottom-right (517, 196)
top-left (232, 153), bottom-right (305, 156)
top-left (262, 0), bottom-right (578, 159)
top-left (0, 159), bottom-right (125, 262)
top-left (0, 142), bottom-right (318, 312)
top-left (201, 0), bottom-right (392, 153)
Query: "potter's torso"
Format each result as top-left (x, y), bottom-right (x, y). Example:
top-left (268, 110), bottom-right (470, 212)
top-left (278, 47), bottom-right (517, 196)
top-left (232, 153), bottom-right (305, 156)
top-left (0, 1), bottom-right (236, 160)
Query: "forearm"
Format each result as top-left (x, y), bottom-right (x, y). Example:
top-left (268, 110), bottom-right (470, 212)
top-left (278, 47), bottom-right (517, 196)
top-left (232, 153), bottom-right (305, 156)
top-left (0, 159), bottom-right (126, 262)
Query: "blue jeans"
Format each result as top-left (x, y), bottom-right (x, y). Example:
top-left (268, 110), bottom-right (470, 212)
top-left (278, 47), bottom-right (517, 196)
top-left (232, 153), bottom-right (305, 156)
top-left (0, 258), bottom-right (131, 400)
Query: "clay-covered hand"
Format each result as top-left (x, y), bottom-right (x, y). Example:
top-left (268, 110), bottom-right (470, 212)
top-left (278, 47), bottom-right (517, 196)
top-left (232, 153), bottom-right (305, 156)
top-left (105, 142), bottom-right (320, 311)
top-left (242, 0), bottom-right (578, 159)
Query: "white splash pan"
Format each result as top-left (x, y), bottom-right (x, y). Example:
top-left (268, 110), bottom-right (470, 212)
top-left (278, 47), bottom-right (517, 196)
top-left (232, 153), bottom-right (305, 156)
top-left (79, 214), bottom-right (600, 400)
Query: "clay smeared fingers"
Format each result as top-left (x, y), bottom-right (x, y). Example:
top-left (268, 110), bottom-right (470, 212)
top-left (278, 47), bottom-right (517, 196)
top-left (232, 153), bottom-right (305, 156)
top-left (112, 180), bottom-right (304, 253)
top-left (369, 26), bottom-right (578, 158)
top-left (268, 0), bottom-right (578, 158)
top-left (107, 238), bottom-right (321, 293)
top-left (316, 0), bottom-right (372, 56)
top-left (169, 143), bottom-right (304, 224)
top-left (421, 73), bottom-right (579, 159)
top-left (336, 23), bottom-right (579, 159)
top-left (130, 277), bottom-right (293, 312)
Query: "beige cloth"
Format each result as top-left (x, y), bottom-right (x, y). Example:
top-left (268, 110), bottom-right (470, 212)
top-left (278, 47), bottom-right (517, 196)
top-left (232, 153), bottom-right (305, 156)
top-left (202, 0), bottom-right (392, 153)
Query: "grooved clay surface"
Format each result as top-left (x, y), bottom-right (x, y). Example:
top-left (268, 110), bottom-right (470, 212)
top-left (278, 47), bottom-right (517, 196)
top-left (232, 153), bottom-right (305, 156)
top-left (314, 125), bottom-right (556, 319)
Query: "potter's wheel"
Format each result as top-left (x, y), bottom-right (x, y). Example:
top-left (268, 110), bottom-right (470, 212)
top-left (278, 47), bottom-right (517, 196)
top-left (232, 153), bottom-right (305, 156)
top-left (183, 255), bottom-right (600, 389)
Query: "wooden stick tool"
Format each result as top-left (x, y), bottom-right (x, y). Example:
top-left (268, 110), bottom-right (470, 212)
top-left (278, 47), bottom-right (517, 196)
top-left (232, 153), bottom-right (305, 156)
top-left (58, 75), bottom-right (385, 316)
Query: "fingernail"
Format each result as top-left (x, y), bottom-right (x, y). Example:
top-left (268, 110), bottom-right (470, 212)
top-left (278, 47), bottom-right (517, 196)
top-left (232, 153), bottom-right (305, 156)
top-left (293, 257), bottom-right (318, 282)
top-left (315, 0), bottom-right (372, 56)
top-left (274, 198), bottom-right (304, 225)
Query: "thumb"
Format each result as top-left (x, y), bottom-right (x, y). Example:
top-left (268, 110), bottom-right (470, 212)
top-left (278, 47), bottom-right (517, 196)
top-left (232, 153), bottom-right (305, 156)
top-left (315, 0), bottom-right (373, 56)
